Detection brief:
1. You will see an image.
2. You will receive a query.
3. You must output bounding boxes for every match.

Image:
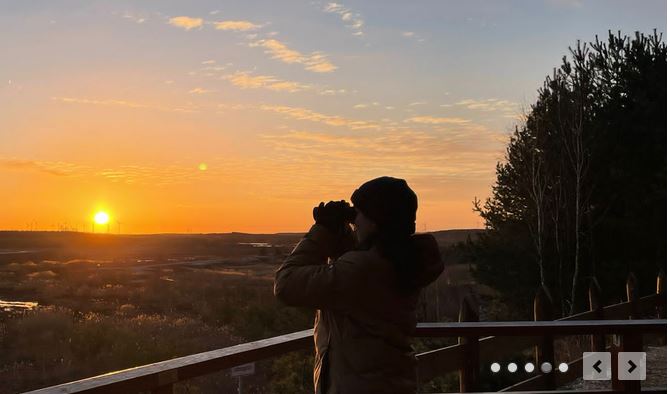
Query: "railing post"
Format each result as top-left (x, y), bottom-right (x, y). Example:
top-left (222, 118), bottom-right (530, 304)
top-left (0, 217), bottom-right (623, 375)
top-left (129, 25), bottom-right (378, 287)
top-left (626, 273), bottom-right (639, 319)
top-left (657, 270), bottom-right (666, 318)
top-left (152, 384), bottom-right (174, 394)
top-left (619, 330), bottom-right (643, 393)
top-left (458, 294), bottom-right (480, 392)
top-left (534, 285), bottom-right (555, 390)
top-left (613, 272), bottom-right (641, 392)
top-left (151, 369), bottom-right (178, 393)
top-left (588, 278), bottom-right (606, 352)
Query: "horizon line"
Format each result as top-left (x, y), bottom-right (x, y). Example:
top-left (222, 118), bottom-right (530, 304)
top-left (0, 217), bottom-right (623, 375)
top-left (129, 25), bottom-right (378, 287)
top-left (0, 228), bottom-right (485, 236)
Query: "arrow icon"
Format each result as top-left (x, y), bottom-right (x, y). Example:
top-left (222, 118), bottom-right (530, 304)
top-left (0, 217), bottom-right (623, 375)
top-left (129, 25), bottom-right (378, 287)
top-left (628, 360), bottom-right (637, 373)
top-left (593, 360), bottom-right (602, 373)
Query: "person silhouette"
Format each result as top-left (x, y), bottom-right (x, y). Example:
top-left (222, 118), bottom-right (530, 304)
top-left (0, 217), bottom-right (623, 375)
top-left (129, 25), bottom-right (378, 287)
top-left (274, 176), bottom-right (444, 394)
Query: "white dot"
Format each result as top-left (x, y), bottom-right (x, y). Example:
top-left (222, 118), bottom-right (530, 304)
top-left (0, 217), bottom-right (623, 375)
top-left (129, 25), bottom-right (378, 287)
top-left (558, 362), bottom-right (569, 373)
top-left (490, 362), bottom-right (501, 373)
top-left (541, 362), bottom-right (553, 373)
top-left (524, 362), bottom-right (535, 373)
top-left (507, 362), bottom-right (518, 373)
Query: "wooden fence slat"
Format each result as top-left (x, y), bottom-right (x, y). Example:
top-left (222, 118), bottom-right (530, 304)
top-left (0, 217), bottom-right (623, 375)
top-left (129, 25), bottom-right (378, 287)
top-left (151, 384), bottom-right (174, 394)
top-left (627, 273), bottom-right (640, 319)
top-left (612, 272), bottom-right (641, 392)
top-left (534, 285), bottom-right (556, 390)
top-left (657, 270), bottom-right (666, 318)
top-left (589, 278), bottom-right (606, 352)
top-left (458, 295), bottom-right (480, 392)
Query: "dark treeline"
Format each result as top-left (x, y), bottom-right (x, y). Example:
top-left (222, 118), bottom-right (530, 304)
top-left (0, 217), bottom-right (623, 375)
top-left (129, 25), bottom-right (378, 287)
top-left (464, 30), bottom-right (666, 317)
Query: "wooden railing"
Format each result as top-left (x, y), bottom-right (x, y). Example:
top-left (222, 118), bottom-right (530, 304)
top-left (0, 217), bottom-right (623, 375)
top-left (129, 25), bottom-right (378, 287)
top-left (418, 272), bottom-right (667, 393)
top-left (27, 272), bottom-right (666, 394)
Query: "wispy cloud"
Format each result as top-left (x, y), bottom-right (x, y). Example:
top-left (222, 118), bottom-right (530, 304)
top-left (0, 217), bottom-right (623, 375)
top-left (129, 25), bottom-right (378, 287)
top-left (95, 164), bottom-right (205, 186)
top-left (52, 97), bottom-right (198, 113)
top-left (402, 31), bottom-right (425, 43)
top-left (54, 97), bottom-right (152, 109)
top-left (249, 39), bottom-right (337, 73)
top-left (405, 115), bottom-right (471, 125)
top-left (1, 158), bottom-right (216, 186)
top-left (260, 127), bottom-right (505, 188)
top-left (260, 105), bottom-right (379, 130)
top-left (168, 15), bottom-right (260, 33)
top-left (454, 98), bottom-right (518, 112)
top-left (188, 61), bottom-right (344, 96)
top-left (224, 71), bottom-right (309, 92)
top-left (0, 158), bottom-right (86, 177)
top-left (318, 88), bottom-right (349, 96)
top-left (323, 2), bottom-right (364, 36)
top-left (353, 102), bottom-right (380, 109)
top-left (188, 87), bottom-right (214, 94)
top-left (213, 20), bottom-right (261, 31)
top-left (168, 16), bottom-right (203, 30)
top-left (122, 13), bottom-right (146, 24)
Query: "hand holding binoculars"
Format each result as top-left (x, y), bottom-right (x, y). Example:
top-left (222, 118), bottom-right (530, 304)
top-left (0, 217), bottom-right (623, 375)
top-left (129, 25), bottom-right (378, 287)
top-left (313, 200), bottom-right (356, 233)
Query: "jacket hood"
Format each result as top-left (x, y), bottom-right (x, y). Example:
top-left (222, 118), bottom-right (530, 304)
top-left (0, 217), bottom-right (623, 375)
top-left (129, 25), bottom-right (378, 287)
top-left (407, 233), bottom-right (444, 288)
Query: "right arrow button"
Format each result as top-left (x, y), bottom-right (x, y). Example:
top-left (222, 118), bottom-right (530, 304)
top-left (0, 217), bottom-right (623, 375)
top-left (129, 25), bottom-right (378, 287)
top-left (618, 352), bottom-right (646, 381)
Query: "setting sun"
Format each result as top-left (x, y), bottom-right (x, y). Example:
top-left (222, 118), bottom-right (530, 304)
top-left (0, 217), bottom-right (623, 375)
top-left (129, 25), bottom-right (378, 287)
top-left (93, 211), bottom-right (110, 225)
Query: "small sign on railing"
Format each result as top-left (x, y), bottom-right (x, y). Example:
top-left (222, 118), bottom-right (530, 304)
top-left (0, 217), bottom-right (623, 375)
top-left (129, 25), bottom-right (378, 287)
top-left (231, 362), bottom-right (255, 377)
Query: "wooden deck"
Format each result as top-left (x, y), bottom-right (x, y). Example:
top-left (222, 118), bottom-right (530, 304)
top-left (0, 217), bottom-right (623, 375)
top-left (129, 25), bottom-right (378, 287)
top-left (26, 273), bottom-right (666, 393)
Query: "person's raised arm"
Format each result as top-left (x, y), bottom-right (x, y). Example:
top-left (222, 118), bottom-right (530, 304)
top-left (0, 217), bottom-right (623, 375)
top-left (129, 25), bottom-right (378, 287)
top-left (274, 202), bottom-right (358, 309)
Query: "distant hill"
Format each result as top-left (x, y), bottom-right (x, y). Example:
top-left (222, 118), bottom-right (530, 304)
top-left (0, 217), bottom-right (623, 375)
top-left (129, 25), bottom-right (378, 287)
top-left (0, 231), bottom-right (304, 261)
top-left (0, 228), bottom-right (483, 262)
top-left (429, 229), bottom-right (484, 248)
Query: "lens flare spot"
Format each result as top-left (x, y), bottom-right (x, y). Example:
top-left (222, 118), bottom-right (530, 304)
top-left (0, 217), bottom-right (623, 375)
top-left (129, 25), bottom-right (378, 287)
top-left (198, 163), bottom-right (208, 171)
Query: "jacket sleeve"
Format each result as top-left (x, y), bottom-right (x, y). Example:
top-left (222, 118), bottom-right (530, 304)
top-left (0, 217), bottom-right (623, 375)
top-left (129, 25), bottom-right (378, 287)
top-left (274, 224), bottom-right (363, 310)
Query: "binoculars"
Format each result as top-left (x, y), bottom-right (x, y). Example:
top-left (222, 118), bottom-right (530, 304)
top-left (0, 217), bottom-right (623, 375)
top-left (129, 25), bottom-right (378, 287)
top-left (313, 200), bottom-right (357, 227)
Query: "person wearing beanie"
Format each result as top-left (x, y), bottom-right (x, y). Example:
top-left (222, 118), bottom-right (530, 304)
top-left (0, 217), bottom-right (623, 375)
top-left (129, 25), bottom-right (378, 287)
top-left (274, 176), bottom-right (444, 394)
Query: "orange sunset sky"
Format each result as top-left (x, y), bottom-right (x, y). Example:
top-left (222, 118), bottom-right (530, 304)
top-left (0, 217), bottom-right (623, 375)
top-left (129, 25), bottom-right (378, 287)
top-left (1, 1), bottom-right (665, 233)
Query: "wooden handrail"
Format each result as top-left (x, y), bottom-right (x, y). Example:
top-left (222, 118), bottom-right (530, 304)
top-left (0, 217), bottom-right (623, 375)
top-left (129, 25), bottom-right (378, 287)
top-left (414, 319), bottom-right (665, 337)
top-left (26, 320), bottom-right (665, 394)
top-left (25, 329), bottom-right (314, 394)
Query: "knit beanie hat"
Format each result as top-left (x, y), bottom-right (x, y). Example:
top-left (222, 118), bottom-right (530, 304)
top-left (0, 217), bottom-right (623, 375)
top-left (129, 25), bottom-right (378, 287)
top-left (350, 176), bottom-right (418, 236)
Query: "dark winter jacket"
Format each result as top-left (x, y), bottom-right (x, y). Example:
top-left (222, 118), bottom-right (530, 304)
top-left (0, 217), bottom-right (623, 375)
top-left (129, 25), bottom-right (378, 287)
top-left (274, 224), bottom-right (444, 393)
